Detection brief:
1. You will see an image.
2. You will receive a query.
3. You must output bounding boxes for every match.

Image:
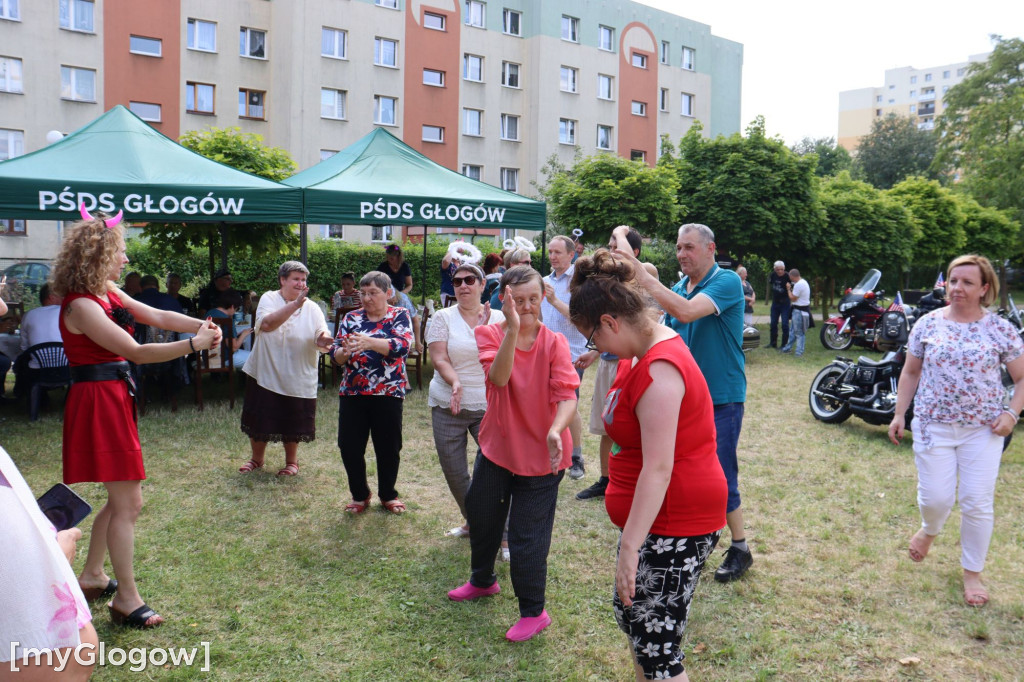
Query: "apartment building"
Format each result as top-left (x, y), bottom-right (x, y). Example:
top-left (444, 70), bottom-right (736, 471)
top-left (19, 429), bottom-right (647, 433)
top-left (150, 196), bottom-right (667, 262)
top-left (837, 52), bottom-right (988, 152)
top-left (0, 0), bottom-right (742, 261)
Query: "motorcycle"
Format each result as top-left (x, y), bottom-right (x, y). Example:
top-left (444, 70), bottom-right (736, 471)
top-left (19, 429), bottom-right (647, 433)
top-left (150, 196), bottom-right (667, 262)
top-left (820, 269), bottom-right (887, 351)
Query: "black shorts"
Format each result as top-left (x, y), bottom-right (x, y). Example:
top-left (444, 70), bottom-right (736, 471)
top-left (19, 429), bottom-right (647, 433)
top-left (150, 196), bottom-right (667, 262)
top-left (613, 529), bottom-right (722, 679)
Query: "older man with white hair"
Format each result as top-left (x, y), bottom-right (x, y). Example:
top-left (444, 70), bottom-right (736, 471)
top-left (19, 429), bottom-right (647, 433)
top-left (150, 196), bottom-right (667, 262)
top-left (768, 260), bottom-right (791, 349)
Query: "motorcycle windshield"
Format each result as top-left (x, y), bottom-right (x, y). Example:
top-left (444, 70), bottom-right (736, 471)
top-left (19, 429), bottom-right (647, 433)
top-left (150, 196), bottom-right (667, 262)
top-left (851, 269), bottom-right (881, 295)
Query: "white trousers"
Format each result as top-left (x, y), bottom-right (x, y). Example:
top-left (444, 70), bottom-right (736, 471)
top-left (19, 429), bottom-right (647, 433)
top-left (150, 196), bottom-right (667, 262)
top-left (913, 422), bottom-right (1003, 572)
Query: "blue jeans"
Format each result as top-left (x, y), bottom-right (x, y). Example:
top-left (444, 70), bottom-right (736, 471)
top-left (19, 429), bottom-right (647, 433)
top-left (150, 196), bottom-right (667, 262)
top-left (713, 402), bottom-right (744, 513)
top-left (785, 309), bottom-right (809, 355)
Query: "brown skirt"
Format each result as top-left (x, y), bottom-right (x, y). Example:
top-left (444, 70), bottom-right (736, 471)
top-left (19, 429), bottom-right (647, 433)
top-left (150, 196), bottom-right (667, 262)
top-left (240, 378), bottom-right (317, 443)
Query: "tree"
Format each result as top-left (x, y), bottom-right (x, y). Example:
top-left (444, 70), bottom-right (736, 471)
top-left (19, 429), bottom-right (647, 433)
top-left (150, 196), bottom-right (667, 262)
top-left (853, 114), bottom-right (939, 189)
top-left (141, 127), bottom-right (298, 269)
top-left (791, 137), bottom-right (853, 177)
top-left (954, 194), bottom-right (1019, 262)
top-left (934, 37), bottom-right (1024, 240)
top-left (538, 152), bottom-right (681, 244)
top-left (887, 177), bottom-right (965, 268)
top-left (664, 117), bottom-right (826, 266)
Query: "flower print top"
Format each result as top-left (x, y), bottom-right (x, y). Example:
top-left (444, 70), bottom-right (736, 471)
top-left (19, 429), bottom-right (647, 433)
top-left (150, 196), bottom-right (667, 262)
top-left (336, 306), bottom-right (413, 399)
top-left (909, 309), bottom-right (1024, 426)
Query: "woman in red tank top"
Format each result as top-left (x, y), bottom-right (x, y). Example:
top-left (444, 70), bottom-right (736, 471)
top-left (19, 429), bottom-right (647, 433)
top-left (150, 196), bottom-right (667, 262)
top-left (51, 207), bottom-right (222, 629)
top-left (569, 248), bottom-right (726, 682)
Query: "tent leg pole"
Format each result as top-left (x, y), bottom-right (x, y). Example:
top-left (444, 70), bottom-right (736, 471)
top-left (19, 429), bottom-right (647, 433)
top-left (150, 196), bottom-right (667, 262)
top-left (422, 227), bottom-right (427, 308)
top-left (300, 223), bottom-right (308, 266)
top-left (540, 229), bottom-right (547, 274)
top-left (220, 223), bottom-right (229, 272)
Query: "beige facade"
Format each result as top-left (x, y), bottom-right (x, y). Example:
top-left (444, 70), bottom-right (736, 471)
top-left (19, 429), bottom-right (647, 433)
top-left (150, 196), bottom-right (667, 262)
top-left (837, 53), bottom-right (988, 152)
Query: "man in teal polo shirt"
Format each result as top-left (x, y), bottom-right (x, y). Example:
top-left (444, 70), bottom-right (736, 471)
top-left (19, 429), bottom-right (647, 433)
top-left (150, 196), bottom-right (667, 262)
top-left (613, 223), bottom-right (753, 582)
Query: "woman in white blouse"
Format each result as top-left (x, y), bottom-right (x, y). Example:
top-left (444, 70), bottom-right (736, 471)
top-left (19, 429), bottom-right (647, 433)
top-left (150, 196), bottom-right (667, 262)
top-left (427, 263), bottom-right (504, 537)
top-left (238, 261), bottom-right (333, 477)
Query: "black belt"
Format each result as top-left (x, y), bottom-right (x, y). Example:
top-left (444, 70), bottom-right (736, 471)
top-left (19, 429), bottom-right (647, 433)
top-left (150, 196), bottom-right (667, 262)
top-left (792, 305), bottom-right (811, 312)
top-left (70, 361), bottom-right (138, 420)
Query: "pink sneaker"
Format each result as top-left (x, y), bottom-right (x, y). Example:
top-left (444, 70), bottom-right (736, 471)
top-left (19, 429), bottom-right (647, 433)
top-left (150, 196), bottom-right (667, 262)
top-left (447, 581), bottom-right (500, 602)
top-left (505, 610), bottom-right (551, 641)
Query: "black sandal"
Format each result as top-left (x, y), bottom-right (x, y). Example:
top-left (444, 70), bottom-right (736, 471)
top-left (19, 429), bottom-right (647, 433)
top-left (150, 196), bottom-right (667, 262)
top-left (109, 603), bottom-right (164, 629)
top-left (81, 579), bottom-right (118, 602)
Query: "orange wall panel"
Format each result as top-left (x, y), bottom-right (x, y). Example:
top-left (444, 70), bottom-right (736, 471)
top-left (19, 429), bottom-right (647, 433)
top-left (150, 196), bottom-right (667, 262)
top-left (403, 2), bottom-right (460, 170)
top-left (617, 22), bottom-right (658, 166)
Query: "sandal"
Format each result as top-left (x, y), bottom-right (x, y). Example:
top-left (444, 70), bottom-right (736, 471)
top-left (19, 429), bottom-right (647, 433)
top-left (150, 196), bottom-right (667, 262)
top-left (109, 603), bottom-right (164, 629)
top-left (964, 587), bottom-right (989, 607)
top-left (239, 459), bottom-right (263, 473)
top-left (382, 498), bottom-right (407, 514)
top-left (277, 463), bottom-right (299, 477)
top-left (80, 579), bottom-right (118, 602)
top-left (345, 495), bottom-right (371, 514)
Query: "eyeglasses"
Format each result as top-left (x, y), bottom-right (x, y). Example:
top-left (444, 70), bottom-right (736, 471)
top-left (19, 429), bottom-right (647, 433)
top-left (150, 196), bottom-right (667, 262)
top-left (452, 275), bottom-right (478, 287)
top-left (585, 325), bottom-right (600, 351)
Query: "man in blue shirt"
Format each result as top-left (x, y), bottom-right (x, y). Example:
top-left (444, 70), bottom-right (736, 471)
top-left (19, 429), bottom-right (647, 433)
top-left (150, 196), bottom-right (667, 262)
top-left (615, 223), bottom-right (753, 582)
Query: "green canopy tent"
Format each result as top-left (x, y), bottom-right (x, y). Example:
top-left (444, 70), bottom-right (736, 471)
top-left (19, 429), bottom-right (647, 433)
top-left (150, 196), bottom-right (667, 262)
top-left (284, 128), bottom-right (547, 304)
top-left (0, 105), bottom-right (302, 270)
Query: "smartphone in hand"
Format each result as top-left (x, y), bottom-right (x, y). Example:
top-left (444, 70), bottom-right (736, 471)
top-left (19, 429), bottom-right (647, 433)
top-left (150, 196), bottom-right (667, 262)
top-left (36, 483), bottom-right (92, 530)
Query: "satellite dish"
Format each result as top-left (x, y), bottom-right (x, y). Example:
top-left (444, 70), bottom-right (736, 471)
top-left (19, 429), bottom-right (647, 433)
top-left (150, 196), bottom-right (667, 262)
top-left (45, 130), bottom-right (64, 144)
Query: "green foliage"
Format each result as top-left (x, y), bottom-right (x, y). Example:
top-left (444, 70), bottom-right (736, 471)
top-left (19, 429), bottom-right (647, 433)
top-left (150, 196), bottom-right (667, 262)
top-left (935, 37), bottom-right (1024, 240)
top-left (665, 117), bottom-right (827, 268)
top-left (790, 137), bottom-right (853, 177)
top-left (887, 177), bottom-right (966, 268)
top-left (853, 114), bottom-right (939, 189)
top-left (538, 152), bottom-right (681, 244)
top-left (141, 127), bottom-right (299, 268)
top-left (955, 194), bottom-right (1019, 261)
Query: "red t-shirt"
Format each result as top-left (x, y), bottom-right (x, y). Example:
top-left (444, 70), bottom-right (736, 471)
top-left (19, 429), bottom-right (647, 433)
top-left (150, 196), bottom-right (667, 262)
top-left (603, 335), bottom-right (727, 536)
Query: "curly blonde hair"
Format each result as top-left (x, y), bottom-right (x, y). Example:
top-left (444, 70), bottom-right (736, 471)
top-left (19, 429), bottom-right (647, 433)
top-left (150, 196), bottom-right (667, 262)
top-left (49, 217), bottom-right (124, 298)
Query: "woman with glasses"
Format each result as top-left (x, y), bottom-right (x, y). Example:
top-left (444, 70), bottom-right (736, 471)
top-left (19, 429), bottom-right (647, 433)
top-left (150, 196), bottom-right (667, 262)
top-left (427, 263), bottom-right (504, 538)
top-left (331, 271), bottom-right (413, 514)
top-left (569, 249), bottom-right (726, 681)
top-left (447, 265), bottom-right (579, 642)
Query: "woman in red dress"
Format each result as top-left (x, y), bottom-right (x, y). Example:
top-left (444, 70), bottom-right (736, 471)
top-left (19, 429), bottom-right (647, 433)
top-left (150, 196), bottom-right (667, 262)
top-left (51, 207), bottom-right (221, 629)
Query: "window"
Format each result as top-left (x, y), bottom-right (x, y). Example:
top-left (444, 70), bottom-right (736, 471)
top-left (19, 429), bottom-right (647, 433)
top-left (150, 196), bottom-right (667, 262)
top-left (888, 98), bottom-right (894, 104)
top-left (924, 73), bottom-right (932, 82)
top-left (463, 108), bottom-right (482, 135)
top-left (876, 94), bottom-right (882, 103)
top-left (501, 61), bottom-right (520, 88)
top-left (423, 68), bottom-right (445, 86)
top-left (503, 9), bottom-right (521, 36)
top-left (942, 85), bottom-right (949, 93)
top-left (957, 67), bottom-right (966, 76)
top-left (560, 66), bottom-right (577, 93)
top-left (631, 52), bottom-right (647, 68)
top-left (462, 164), bottom-right (481, 180)
top-left (875, 109), bottom-right (882, 116)
top-left (500, 114), bottom-right (519, 141)
top-left (325, 224), bottom-right (344, 239)
top-left (59, 0), bottom-right (93, 31)
top-left (321, 88), bottom-right (346, 119)
top-left (500, 168), bottom-right (518, 193)
top-left (0, 56), bottom-right (23, 93)
top-left (0, 128), bottom-right (24, 159)
top-left (321, 27), bottom-right (347, 59)
top-left (910, 75), bottom-right (917, 84)
top-left (0, 219), bottom-right (25, 236)
top-left (424, 12), bottom-right (445, 30)
top-left (0, 0), bottom-right (19, 21)
top-left (561, 15), bottom-right (578, 42)
top-left (660, 41), bottom-right (669, 64)
top-left (659, 88), bottom-right (669, 111)
top-left (681, 92), bottom-right (694, 117)
top-left (909, 104), bottom-right (916, 113)
top-left (888, 84), bottom-right (895, 90)
top-left (238, 88), bottom-right (265, 119)
top-left (463, 54), bottom-right (483, 81)
top-left (465, 0), bottom-right (484, 27)
top-left (422, 125), bottom-right (444, 142)
top-left (371, 225), bottom-right (394, 243)
top-left (129, 35), bottom-right (162, 57)
top-left (186, 82), bottom-right (215, 114)
top-left (943, 70), bottom-right (950, 79)
top-left (681, 46), bottom-right (695, 70)
top-left (598, 25), bottom-right (614, 51)
top-left (60, 66), bottom-right (95, 102)
top-left (597, 74), bottom-right (613, 100)
top-left (239, 27), bottom-right (266, 59)
top-left (630, 100), bottom-right (646, 116)
top-left (376, 0), bottom-right (398, 7)
top-left (374, 38), bottom-right (397, 67)
top-left (187, 19), bottom-right (216, 52)
top-left (630, 150), bottom-right (646, 163)
top-left (596, 125), bottom-right (612, 150)
top-left (909, 89), bottom-right (916, 97)
top-left (320, 149), bottom-right (337, 160)
top-left (558, 118), bottom-right (576, 145)
top-left (129, 101), bottom-right (161, 121)
top-left (374, 95), bottom-right (397, 125)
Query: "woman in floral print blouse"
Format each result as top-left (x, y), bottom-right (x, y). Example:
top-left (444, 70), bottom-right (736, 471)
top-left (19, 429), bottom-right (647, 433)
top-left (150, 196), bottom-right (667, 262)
top-left (330, 271), bottom-right (413, 514)
top-left (889, 254), bottom-right (1024, 607)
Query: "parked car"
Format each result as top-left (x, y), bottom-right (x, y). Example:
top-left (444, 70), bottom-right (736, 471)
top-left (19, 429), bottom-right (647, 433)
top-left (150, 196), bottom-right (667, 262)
top-left (3, 262), bottom-right (51, 290)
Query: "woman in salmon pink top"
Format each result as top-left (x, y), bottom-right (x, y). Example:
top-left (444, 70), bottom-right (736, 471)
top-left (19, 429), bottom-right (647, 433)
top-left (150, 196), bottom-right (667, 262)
top-left (446, 265), bottom-right (579, 642)
top-left (569, 250), bottom-right (726, 682)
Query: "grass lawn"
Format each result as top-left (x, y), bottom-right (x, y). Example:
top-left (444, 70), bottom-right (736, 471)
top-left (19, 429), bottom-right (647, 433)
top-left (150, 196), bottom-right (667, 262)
top-left (2, 331), bottom-right (1023, 681)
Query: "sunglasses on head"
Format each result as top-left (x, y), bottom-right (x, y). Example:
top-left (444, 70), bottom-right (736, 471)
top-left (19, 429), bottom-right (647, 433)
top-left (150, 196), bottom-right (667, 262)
top-left (452, 275), bottom-right (478, 287)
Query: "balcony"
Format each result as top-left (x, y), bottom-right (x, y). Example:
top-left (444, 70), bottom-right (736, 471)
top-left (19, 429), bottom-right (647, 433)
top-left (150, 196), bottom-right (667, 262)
top-left (918, 103), bottom-right (935, 116)
top-left (918, 91), bottom-right (936, 102)
top-left (918, 120), bottom-right (935, 131)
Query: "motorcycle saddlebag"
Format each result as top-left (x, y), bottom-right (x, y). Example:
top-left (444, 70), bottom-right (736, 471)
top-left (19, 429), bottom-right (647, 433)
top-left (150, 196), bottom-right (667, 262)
top-left (878, 310), bottom-right (909, 347)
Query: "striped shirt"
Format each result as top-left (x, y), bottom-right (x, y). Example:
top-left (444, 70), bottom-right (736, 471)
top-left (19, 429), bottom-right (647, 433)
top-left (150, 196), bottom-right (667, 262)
top-left (541, 264), bottom-right (587, 361)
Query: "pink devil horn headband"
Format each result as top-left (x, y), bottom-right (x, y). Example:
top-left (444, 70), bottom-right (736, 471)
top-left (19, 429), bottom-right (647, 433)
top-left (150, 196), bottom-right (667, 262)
top-left (79, 202), bottom-right (123, 229)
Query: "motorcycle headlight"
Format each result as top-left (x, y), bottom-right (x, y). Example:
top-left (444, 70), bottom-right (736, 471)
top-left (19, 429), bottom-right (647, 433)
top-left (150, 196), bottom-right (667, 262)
top-left (839, 302), bottom-right (854, 312)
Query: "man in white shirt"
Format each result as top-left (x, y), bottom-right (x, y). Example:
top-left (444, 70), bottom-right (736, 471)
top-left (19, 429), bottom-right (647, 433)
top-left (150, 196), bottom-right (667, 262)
top-left (14, 284), bottom-right (63, 397)
top-left (780, 269), bottom-right (811, 357)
